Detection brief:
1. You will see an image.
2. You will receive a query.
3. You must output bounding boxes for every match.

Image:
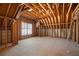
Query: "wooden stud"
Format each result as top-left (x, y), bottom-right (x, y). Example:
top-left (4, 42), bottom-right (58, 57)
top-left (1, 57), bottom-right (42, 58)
top-left (2, 4), bottom-right (11, 47)
top-left (47, 3), bottom-right (57, 37)
top-left (55, 3), bottom-right (61, 38)
top-left (66, 3), bottom-right (72, 38)
top-left (62, 3), bottom-right (65, 38)
top-left (39, 3), bottom-right (56, 37)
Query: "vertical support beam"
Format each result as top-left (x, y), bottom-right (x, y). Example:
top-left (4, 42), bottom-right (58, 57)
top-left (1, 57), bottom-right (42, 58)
top-left (62, 3), bottom-right (64, 38)
top-left (66, 3), bottom-right (72, 38)
top-left (3, 4), bottom-right (11, 47)
top-left (55, 3), bottom-right (61, 38)
top-left (0, 22), bottom-right (2, 46)
top-left (45, 17), bottom-right (49, 36)
top-left (72, 20), bottom-right (76, 42)
top-left (12, 19), bottom-right (19, 45)
top-left (4, 17), bottom-right (8, 47)
top-left (76, 13), bottom-right (79, 44)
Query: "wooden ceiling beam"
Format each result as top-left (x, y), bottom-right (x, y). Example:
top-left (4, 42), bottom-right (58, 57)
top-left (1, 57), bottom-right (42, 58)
top-left (22, 11), bottom-right (41, 19)
top-left (21, 10), bottom-right (48, 20)
top-left (63, 3), bottom-right (64, 21)
top-left (24, 4), bottom-right (43, 19)
top-left (38, 3), bottom-right (51, 24)
top-left (40, 19), bottom-right (43, 24)
top-left (39, 3), bottom-right (53, 28)
top-left (66, 3), bottom-right (72, 23)
top-left (30, 4), bottom-right (49, 19)
top-left (47, 3), bottom-right (57, 29)
top-left (0, 15), bottom-right (13, 19)
top-left (42, 17), bottom-right (49, 26)
top-left (32, 4), bottom-right (47, 25)
top-left (73, 4), bottom-right (79, 14)
top-left (31, 3), bottom-right (47, 18)
top-left (47, 3), bottom-right (56, 25)
top-left (15, 5), bottom-right (24, 19)
top-left (55, 3), bottom-right (60, 23)
top-left (22, 13), bottom-right (40, 20)
top-left (5, 4), bottom-right (11, 17)
top-left (41, 18), bottom-right (46, 26)
top-left (13, 4), bottom-right (21, 18)
top-left (42, 18), bottom-right (47, 26)
top-left (22, 13), bottom-right (39, 20)
top-left (67, 4), bottom-right (72, 16)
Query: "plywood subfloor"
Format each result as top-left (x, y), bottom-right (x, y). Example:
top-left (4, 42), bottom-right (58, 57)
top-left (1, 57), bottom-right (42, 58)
top-left (0, 37), bottom-right (79, 56)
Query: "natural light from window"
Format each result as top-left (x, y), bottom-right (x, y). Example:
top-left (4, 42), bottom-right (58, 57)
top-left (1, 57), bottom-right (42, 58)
top-left (21, 22), bottom-right (32, 35)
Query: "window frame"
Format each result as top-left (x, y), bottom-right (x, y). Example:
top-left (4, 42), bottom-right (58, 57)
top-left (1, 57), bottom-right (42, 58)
top-left (21, 22), bottom-right (32, 36)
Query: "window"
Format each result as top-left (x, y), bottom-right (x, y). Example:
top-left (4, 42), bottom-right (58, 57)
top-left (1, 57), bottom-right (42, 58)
top-left (21, 22), bottom-right (32, 35)
top-left (28, 24), bottom-right (32, 34)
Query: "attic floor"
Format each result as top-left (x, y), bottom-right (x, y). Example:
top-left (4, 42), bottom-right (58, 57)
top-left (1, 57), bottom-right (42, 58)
top-left (0, 37), bottom-right (79, 56)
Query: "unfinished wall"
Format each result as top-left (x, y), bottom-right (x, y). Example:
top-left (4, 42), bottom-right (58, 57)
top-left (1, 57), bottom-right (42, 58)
top-left (0, 21), bottom-right (12, 47)
top-left (69, 6), bottom-right (79, 44)
top-left (0, 17), bottom-right (21, 47)
top-left (38, 26), bottom-right (69, 38)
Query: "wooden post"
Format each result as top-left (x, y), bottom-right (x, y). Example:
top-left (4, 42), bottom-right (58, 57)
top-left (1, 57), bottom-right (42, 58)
top-left (76, 13), bottom-right (79, 44)
top-left (12, 19), bottom-right (18, 46)
top-left (4, 17), bottom-right (8, 47)
top-left (0, 21), bottom-right (2, 46)
top-left (72, 20), bottom-right (76, 42)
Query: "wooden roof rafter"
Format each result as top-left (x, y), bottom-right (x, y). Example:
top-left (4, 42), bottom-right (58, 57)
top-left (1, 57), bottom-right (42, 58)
top-left (73, 4), bottom-right (79, 15)
top-left (39, 3), bottom-right (54, 28)
top-left (47, 3), bottom-right (57, 29)
top-left (41, 12), bottom-right (49, 26)
top-left (31, 3), bottom-right (47, 17)
top-left (3, 3), bottom-right (11, 27)
top-left (23, 4), bottom-right (44, 19)
top-left (31, 3), bottom-right (49, 26)
top-left (66, 3), bottom-right (72, 23)
top-left (41, 18), bottom-right (46, 26)
top-left (22, 5), bottom-right (40, 19)
top-left (22, 11), bottom-right (40, 18)
top-left (30, 3), bottom-right (50, 20)
top-left (22, 13), bottom-right (40, 20)
top-left (55, 3), bottom-right (60, 24)
top-left (47, 3), bottom-right (56, 25)
top-left (22, 10), bottom-right (43, 19)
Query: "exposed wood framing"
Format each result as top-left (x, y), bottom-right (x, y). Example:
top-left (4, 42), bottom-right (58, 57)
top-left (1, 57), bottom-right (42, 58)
top-left (66, 3), bottom-right (72, 38)
top-left (23, 4), bottom-right (44, 19)
top-left (62, 3), bottom-right (65, 38)
top-left (30, 3), bottom-right (49, 25)
top-left (55, 3), bottom-right (61, 38)
top-left (15, 5), bottom-right (24, 19)
top-left (38, 4), bottom-right (52, 26)
top-left (47, 3), bottom-right (57, 37)
top-left (3, 4), bottom-right (11, 47)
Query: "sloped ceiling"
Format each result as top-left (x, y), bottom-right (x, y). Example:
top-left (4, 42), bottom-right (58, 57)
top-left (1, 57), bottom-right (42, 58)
top-left (0, 3), bottom-right (78, 27)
